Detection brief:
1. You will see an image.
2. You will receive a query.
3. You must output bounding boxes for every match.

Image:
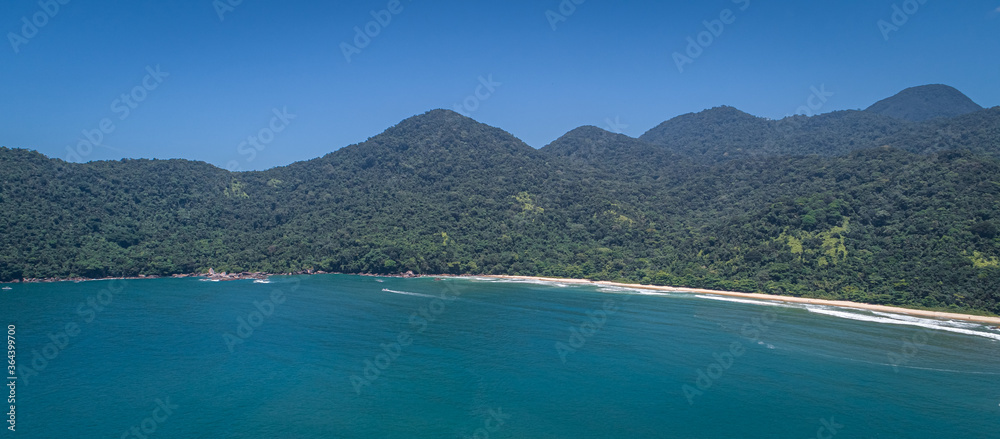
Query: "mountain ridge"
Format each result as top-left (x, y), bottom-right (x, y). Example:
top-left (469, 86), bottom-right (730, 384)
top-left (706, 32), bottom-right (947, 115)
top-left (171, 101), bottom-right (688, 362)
top-left (2, 85), bottom-right (999, 315)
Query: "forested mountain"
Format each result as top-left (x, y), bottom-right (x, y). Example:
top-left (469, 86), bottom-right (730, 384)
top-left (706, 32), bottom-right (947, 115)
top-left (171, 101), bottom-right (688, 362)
top-left (886, 107), bottom-right (1000, 156)
top-left (2, 86), bottom-right (999, 315)
top-left (540, 126), bottom-right (689, 177)
top-left (636, 107), bottom-right (916, 162)
top-left (866, 84), bottom-right (984, 122)
top-left (638, 106), bottom-right (775, 161)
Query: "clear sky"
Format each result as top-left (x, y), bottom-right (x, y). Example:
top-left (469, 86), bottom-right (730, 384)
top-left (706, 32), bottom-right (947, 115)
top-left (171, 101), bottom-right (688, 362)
top-left (2, 0), bottom-right (999, 170)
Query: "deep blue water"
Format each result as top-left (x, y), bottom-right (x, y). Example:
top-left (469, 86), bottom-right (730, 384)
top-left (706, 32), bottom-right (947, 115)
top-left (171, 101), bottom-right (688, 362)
top-left (2, 274), bottom-right (999, 438)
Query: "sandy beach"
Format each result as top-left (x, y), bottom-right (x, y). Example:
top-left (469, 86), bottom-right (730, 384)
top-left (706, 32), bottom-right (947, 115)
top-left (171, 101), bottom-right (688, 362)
top-left (481, 275), bottom-right (1000, 326)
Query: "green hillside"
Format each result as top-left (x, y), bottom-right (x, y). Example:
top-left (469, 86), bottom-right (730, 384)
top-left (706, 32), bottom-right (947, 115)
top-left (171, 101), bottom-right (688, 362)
top-left (2, 89), bottom-right (999, 315)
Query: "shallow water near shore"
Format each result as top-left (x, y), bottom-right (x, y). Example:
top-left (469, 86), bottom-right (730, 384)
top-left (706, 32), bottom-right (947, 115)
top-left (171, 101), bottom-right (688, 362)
top-left (3, 274), bottom-right (999, 438)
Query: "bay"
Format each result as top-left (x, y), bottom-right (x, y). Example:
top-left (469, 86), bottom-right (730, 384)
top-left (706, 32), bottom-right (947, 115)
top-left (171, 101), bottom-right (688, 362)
top-left (3, 274), bottom-right (999, 438)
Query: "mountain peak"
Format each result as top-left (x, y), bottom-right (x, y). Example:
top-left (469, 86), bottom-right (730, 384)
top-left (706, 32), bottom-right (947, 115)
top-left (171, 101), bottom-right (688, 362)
top-left (700, 105), bottom-right (756, 117)
top-left (866, 84), bottom-right (983, 122)
top-left (319, 108), bottom-right (537, 174)
top-left (392, 109), bottom-right (478, 128)
top-left (542, 125), bottom-right (636, 154)
top-left (559, 125), bottom-right (622, 139)
top-left (641, 106), bottom-right (762, 137)
top-left (638, 105), bottom-right (767, 158)
top-left (375, 109), bottom-right (516, 147)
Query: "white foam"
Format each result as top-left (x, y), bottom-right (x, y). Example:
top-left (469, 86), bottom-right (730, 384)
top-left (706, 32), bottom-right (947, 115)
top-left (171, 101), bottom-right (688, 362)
top-left (894, 365), bottom-right (1000, 375)
top-left (509, 279), bottom-right (572, 287)
top-left (870, 311), bottom-right (985, 329)
top-left (757, 341), bottom-right (776, 349)
top-left (458, 278), bottom-right (1000, 342)
top-left (694, 295), bottom-right (797, 308)
top-left (633, 291), bottom-right (675, 297)
top-left (466, 277), bottom-right (498, 282)
top-left (468, 277), bottom-right (574, 288)
top-left (380, 289), bottom-right (436, 298)
top-left (807, 308), bottom-right (1000, 342)
top-left (597, 286), bottom-right (653, 295)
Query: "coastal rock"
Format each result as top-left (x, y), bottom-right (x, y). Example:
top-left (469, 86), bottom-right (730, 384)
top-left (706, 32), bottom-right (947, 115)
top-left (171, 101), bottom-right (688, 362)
top-left (203, 271), bottom-right (269, 282)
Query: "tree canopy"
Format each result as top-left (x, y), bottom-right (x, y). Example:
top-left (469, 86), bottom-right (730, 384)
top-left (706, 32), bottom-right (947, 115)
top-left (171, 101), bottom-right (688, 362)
top-left (2, 104), bottom-right (999, 315)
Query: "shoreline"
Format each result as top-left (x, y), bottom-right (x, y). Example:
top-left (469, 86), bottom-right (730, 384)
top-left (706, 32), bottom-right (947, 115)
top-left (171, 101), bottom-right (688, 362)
top-left (480, 275), bottom-right (1000, 326)
top-left (0, 270), bottom-right (418, 285)
top-left (1, 270), bottom-right (419, 284)
top-left (7, 271), bottom-right (999, 326)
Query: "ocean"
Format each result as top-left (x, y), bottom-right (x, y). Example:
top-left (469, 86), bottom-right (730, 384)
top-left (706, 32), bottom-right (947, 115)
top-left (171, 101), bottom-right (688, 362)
top-left (2, 274), bottom-right (999, 438)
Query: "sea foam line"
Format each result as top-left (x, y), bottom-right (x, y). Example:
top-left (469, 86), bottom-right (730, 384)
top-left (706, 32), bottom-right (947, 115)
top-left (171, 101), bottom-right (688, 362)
top-left (687, 295), bottom-right (999, 341)
top-left (807, 308), bottom-right (1000, 342)
top-left (467, 277), bottom-right (1000, 341)
top-left (869, 311), bottom-right (982, 329)
top-left (686, 293), bottom-right (1000, 342)
top-left (506, 279), bottom-right (572, 288)
top-left (381, 288), bottom-right (436, 298)
top-left (598, 286), bottom-right (657, 295)
top-left (694, 295), bottom-right (796, 308)
top-left (478, 278), bottom-right (575, 288)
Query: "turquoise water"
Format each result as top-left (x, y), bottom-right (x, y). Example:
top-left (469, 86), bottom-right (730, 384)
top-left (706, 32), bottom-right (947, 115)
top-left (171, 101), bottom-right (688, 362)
top-left (2, 274), bottom-right (999, 438)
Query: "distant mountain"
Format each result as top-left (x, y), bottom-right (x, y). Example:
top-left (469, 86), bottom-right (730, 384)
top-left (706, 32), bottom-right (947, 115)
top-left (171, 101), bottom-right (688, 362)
top-left (866, 84), bottom-right (984, 122)
top-left (639, 106), bottom-right (773, 161)
top-left (635, 85), bottom-right (994, 162)
top-left (539, 125), bottom-right (690, 178)
top-left (637, 106), bottom-right (910, 162)
top-left (541, 125), bottom-right (648, 161)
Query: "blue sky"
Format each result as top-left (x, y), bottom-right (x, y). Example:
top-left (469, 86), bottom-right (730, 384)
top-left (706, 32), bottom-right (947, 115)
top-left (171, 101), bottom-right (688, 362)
top-left (2, 0), bottom-right (999, 170)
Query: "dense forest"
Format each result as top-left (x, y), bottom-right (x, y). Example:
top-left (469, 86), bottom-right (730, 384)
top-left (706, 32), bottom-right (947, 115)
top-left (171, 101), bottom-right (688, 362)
top-left (2, 85), bottom-right (999, 315)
